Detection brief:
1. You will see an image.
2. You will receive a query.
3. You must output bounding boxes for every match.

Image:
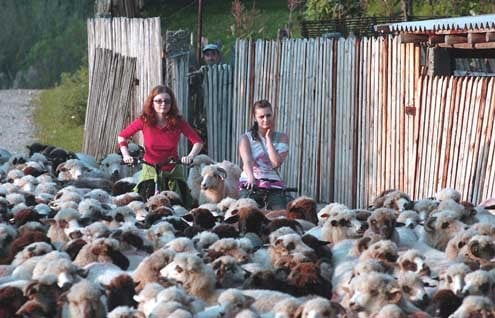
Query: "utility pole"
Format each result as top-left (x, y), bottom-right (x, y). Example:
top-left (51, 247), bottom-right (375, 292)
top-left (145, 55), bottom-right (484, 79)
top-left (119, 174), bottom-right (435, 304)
top-left (197, 0), bottom-right (203, 64)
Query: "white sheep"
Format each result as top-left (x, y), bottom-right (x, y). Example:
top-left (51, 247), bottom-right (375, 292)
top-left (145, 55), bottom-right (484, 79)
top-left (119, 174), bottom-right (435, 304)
top-left (187, 154), bottom-right (217, 203)
top-left (462, 270), bottom-right (494, 299)
top-left (134, 282), bottom-right (165, 316)
top-left (160, 252), bottom-right (218, 304)
top-left (107, 306), bottom-right (145, 318)
top-left (199, 161), bottom-right (242, 204)
top-left (59, 279), bottom-right (106, 317)
top-left (449, 295), bottom-right (495, 318)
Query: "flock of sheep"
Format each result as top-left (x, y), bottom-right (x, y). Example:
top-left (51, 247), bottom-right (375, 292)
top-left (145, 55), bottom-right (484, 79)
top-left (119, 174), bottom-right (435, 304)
top-left (1, 143), bottom-right (495, 317)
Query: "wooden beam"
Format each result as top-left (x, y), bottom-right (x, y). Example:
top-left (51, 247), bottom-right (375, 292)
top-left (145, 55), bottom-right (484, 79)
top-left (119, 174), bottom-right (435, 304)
top-left (428, 34), bottom-right (444, 45)
top-left (468, 33), bottom-right (486, 44)
top-left (474, 42), bottom-right (495, 49)
top-left (438, 42), bottom-right (495, 49)
top-left (400, 33), bottom-right (428, 43)
top-left (486, 32), bottom-right (495, 42)
top-left (445, 34), bottom-right (468, 45)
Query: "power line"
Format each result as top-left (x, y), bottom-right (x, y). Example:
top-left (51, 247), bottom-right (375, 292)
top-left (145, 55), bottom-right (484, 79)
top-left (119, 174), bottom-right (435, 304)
top-left (164, 0), bottom-right (197, 20)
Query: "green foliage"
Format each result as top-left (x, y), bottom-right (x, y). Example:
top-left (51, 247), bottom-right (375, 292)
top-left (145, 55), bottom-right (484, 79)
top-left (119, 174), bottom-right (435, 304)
top-left (230, 0), bottom-right (268, 39)
top-left (34, 66), bottom-right (88, 151)
top-left (143, 0), bottom-right (298, 57)
top-left (304, 0), bottom-right (364, 20)
top-left (363, 0), bottom-right (494, 18)
top-left (0, 0), bottom-right (92, 88)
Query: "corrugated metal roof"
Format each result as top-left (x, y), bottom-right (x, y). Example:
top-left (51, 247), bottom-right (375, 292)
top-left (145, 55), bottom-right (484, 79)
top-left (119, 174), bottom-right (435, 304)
top-left (375, 14), bottom-right (495, 33)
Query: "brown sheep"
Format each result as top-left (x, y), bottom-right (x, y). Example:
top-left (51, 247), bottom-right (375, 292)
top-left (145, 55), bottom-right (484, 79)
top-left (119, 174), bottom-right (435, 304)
top-left (0, 286), bottom-right (27, 318)
top-left (369, 189), bottom-right (414, 211)
top-left (73, 237), bottom-right (129, 270)
top-left (224, 206), bottom-right (270, 236)
top-left (103, 274), bottom-right (138, 312)
top-left (363, 208), bottom-right (399, 243)
top-left (132, 249), bottom-right (176, 291)
top-left (425, 289), bottom-right (462, 318)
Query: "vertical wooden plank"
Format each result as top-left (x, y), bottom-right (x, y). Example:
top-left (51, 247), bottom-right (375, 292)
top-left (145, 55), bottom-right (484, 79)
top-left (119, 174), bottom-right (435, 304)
top-left (472, 78), bottom-right (491, 202)
top-left (465, 78), bottom-right (485, 201)
top-left (457, 78), bottom-right (475, 198)
top-left (483, 78), bottom-right (495, 200)
top-left (442, 77), bottom-right (455, 189)
top-left (479, 78), bottom-right (495, 201)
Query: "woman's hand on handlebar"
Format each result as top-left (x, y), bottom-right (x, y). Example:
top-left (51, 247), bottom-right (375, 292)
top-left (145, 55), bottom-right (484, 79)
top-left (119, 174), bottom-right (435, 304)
top-left (244, 176), bottom-right (256, 190)
top-left (181, 154), bottom-right (194, 165)
top-left (122, 154), bottom-right (135, 165)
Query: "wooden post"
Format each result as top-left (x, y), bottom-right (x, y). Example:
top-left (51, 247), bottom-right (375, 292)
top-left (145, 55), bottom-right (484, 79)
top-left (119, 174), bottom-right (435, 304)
top-left (197, 0), bottom-right (203, 64)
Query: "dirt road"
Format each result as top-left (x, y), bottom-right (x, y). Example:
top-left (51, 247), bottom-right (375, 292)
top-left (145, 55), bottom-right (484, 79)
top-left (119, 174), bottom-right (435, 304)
top-left (0, 89), bottom-right (41, 155)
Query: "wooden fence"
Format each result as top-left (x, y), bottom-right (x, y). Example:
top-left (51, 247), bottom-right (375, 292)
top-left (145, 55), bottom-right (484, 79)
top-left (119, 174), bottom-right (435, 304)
top-left (86, 17), bottom-right (162, 156)
top-left (203, 64), bottom-right (234, 161)
top-left (83, 49), bottom-right (136, 159)
top-left (224, 36), bottom-right (495, 207)
top-left (165, 30), bottom-right (192, 157)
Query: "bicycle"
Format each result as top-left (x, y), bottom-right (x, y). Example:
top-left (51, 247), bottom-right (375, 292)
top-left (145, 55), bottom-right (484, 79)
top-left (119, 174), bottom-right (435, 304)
top-left (122, 156), bottom-right (193, 204)
top-left (240, 183), bottom-right (298, 210)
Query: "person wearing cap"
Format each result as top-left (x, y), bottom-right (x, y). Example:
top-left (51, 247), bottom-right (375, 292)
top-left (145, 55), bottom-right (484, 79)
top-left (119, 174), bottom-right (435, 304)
top-left (202, 43), bottom-right (222, 65)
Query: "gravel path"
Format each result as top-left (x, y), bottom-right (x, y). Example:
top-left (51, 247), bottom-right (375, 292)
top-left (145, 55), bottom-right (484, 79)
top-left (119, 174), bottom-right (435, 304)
top-left (0, 89), bottom-right (41, 156)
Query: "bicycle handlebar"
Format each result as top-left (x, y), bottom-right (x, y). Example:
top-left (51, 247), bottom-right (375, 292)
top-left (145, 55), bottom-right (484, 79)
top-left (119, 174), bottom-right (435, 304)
top-left (241, 183), bottom-right (298, 193)
top-left (120, 156), bottom-right (192, 168)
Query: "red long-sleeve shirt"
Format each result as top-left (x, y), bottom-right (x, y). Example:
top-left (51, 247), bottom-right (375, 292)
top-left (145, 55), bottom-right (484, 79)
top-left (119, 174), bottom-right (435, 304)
top-left (119, 117), bottom-right (202, 171)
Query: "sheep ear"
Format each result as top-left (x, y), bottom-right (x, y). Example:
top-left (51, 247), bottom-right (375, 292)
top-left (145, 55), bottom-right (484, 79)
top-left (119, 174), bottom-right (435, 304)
top-left (355, 210), bottom-right (371, 221)
top-left (294, 304), bottom-right (304, 318)
top-left (79, 217), bottom-right (91, 226)
top-left (395, 221), bottom-right (405, 227)
top-left (357, 237), bottom-right (371, 253)
top-left (331, 301), bottom-right (346, 314)
top-left (77, 268), bottom-right (88, 278)
top-left (387, 288), bottom-right (402, 304)
top-left (224, 214), bottom-right (239, 224)
top-left (468, 240), bottom-right (481, 257)
top-left (55, 162), bottom-right (65, 173)
top-left (24, 281), bottom-right (39, 297)
top-left (57, 290), bottom-right (69, 306)
top-left (182, 213), bottom-right (194, 222)
top-left (109, 250), bottom-right (130, 270)
top-left (423, 280), bottom-right (436, 288)
top-left (245, 295), bottom-right (256, 307)
top-left (41, 218), bottom-right (56, 226)
top-left (217, 167), bottom-right (227, 180)
top-left (135, 312), bottom-right (146, 318)
top-left (424, 216), bottom-right (436, 232)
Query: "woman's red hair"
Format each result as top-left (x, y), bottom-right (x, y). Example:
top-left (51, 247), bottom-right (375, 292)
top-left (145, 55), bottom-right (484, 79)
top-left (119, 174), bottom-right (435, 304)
top-left (140, 85), bottom-right (181, 127)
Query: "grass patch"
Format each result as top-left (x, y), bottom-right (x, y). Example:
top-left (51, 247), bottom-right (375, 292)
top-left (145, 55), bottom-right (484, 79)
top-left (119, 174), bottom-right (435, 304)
top-left (33, 67), bottom-right (87, 151)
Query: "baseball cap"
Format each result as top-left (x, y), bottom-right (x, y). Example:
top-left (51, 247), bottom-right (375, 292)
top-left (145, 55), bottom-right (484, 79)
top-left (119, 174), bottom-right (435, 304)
top-left (202, 43), bottom-right (219, 53)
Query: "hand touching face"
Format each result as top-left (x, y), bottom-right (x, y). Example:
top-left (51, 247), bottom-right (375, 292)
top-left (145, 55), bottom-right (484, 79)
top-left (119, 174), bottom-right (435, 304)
top-left (255, 107), bottom-right (274, 134)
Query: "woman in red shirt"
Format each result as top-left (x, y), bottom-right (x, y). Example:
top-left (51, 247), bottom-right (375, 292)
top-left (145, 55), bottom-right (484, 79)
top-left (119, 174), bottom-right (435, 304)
top-left (118, 85), bottom-right (203, 206)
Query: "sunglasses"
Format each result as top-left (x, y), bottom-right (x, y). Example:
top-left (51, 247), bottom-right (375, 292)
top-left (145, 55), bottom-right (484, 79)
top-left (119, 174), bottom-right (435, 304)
top-left (154, 98), bottom-right (172, 105)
